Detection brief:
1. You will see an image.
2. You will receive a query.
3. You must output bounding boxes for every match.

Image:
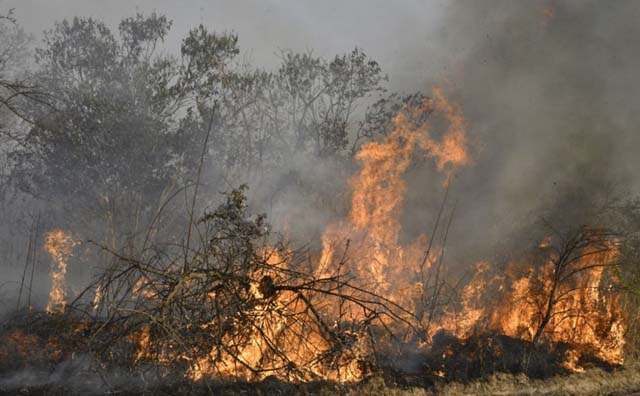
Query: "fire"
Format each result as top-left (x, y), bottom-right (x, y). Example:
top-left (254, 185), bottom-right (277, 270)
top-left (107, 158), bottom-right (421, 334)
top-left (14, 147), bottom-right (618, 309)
top-left (123, 87), bottom-right (473, 382)
top-left (436, 238), bottom-right (625, 369)
top-left (425, 87), bottom-right (469, 173)
top-left (349, 86), bottom-right (468, 244)
top-left (189, 248), bottom-right (300, 381)
top-left (106, 86), bottom-right (627, 382)
top-left (133, 246), bottom-right (368, 383)
top-left (92, 285), bottom-right (102, 312)
top-left (45, 230), bottom-right (78, 314)
top-left (437, 261), bottom-right (491, 339)
top-left (133, 325), bottom-right (152, 362)
top-left (502, 245), bottom-right (623, 365)
top-left (319, 86), bottom-right (469, 310)
top-left (315, 84), bottom-right (625, 373)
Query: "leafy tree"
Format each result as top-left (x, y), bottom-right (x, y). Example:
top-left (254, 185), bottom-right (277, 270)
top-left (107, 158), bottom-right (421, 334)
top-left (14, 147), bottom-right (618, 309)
top-left (0, 9), bottom-right (32, 190)
top-left (6, 12), bottom-right (423, 254)
top-left (273, 48), bottom-right (386, 157)
top-left (200, 48), bottom-right (387, 182)
top-left (9, 14), bottom-right (239, 243)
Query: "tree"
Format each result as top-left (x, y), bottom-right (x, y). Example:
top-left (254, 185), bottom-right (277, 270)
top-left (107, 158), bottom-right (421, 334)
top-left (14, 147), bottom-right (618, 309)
top-left (276, 48), bottom-right (386, 156)
top-left (351, 92), bottom-right (430, 155)
top-left (0, 9), bottom-right (33, 192)
top-left (203, 48), bottom-right (388, 182)
top-left (9, 14), bottom-right (239, 245)
top-left (530, 225), bottom-right (619, 345)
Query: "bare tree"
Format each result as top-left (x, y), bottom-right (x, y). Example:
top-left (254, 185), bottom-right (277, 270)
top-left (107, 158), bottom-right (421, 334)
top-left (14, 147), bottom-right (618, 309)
top-left (531, 225), bottom-right (619, 345)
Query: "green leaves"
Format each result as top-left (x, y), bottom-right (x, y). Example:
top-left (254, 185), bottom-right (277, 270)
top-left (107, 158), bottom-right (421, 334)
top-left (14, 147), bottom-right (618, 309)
top-left (119, 12), bottom-right (172, 60)
top-left (14, 13), bottom-right (242, 208)
top-left (179, 25), bottom-right (239, 99)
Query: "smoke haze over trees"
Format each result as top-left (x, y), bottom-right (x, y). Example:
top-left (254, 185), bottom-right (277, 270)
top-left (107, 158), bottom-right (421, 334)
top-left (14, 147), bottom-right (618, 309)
top-left (2, 0), bottom-right (640, 258)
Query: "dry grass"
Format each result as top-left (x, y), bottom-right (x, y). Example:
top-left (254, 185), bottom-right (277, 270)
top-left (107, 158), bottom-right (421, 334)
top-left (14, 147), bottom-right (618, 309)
top-left (342, 365), bottom-right (640, 396)
top-left (436, 363), bottom-right (640, 396)
top-left (2, 367), bottom-right (640, 396)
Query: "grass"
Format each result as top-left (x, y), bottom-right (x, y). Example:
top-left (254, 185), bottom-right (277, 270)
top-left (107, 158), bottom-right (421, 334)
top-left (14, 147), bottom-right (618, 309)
top-left (2, 366), bottom-right (640, 396)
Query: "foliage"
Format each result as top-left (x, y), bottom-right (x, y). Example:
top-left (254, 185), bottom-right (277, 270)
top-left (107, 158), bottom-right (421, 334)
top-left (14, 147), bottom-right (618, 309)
top-left (0, 9), bottom-right (32, 190)
top-left (4, 12), bottom-right (404, 242)
top-left (10, 15), bottom-right (235, 205)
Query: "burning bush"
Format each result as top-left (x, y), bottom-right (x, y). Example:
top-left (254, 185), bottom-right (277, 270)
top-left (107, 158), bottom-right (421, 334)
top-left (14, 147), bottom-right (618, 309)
top-left (79, 186), bottom-right (415, 383)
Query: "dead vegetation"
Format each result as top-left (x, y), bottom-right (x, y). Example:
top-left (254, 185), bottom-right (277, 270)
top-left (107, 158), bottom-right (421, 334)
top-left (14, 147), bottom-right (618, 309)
top-left (2, 366), bottom-right (640, 396)
top-left (62, 187), bottom-right (418, 384)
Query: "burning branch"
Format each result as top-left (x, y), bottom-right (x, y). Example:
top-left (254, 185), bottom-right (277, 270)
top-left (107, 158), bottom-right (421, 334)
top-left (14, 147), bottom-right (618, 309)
top-left (531, 226), bottom-right (621, 346)
top-left (75, 187), bottom-right (414, 382)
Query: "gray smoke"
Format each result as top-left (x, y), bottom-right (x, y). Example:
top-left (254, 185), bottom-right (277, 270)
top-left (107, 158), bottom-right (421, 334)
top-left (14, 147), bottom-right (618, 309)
top-left (398, 1), bottom-right (640, 263)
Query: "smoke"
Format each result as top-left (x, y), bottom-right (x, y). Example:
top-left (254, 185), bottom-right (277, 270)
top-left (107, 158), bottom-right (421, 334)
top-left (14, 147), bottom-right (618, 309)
top-left (0, 354), bottom-right (171, 394)
top-left (243, 1), bottom-right (640, 267)
top-left (393, 0), bottom-right (640, 262)
top-left (4, 0), bottom-right (637, 296)
top-left (192, 0), bottom-right (640, 266)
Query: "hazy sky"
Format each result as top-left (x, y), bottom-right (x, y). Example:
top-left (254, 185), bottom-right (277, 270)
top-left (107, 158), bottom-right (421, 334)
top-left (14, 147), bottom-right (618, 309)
top-left (4, 0), bottom-right (448, 90)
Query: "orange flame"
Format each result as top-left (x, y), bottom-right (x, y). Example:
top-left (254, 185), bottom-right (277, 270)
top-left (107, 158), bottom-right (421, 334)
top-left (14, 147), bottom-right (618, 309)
top-left (316, 85), bottom-right (625, 371)
top-left (125, 84), bottom-right (626, 379)
top-left (320, 87), bottom-right (469, 308)
top-left (45, 230), bottom-right (77, 314)
top-left (435, 240), bottom-right (625, 369)
top-left (180, 88), bottom-right (470, 382)
top-left (187, 247), bottom-right (365, 382)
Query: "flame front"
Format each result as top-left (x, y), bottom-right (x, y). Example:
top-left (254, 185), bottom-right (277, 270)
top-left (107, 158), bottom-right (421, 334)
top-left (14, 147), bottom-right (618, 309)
top-left (125, 86), bottom-right (624, 381)
top-left (437, 241), bottom-right (625, 370)
top-left (124, 87), bottom-right (471, 383)
top-left (316, 85), bottom-right (624, 372)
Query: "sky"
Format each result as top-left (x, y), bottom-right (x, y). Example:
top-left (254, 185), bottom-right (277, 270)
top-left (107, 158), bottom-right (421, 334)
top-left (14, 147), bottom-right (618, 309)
top-left (4, 0), bottom-right (448, 91)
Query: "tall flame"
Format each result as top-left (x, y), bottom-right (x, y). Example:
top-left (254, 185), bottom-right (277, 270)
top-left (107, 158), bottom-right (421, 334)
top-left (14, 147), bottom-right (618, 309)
top-left (320, 86), bottom-right (469, 304)
top-left (126, 88), bottom-right (470, 382)
top-left (45, 230), bottom-right (77, 314)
